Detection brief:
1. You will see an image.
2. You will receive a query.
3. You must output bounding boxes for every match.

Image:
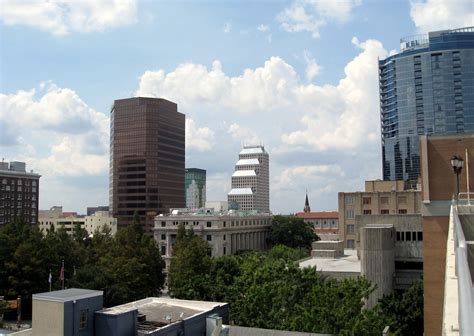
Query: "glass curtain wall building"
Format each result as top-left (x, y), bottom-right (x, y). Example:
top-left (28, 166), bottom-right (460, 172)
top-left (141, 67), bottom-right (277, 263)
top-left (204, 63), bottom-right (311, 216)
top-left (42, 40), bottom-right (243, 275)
top-left (109, 97), bottom-right (185, 232)
top-left (379, 27), bottom-right (474, 185)
top-left (185, 168), bottom-right (206, 209)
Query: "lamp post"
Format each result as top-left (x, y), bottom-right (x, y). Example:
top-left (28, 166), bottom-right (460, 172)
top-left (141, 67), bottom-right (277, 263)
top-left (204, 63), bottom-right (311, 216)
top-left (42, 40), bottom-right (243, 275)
top-left (450, 155), bottom-right (464, 202)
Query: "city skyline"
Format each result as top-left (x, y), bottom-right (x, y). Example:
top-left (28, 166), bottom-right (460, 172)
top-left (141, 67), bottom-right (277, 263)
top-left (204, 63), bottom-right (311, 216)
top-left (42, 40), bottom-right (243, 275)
top-left (1, 0), bottom-right (472, 214)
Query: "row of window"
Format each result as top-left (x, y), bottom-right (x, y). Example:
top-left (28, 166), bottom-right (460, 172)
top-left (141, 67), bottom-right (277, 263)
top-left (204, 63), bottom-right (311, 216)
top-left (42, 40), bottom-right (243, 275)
top-left (346, 208), bottom-right (408, 218)
top-left (1, 179), bottom-right (37, 186)
top-left (0, 185), bottom-right (37, 192)
top-left (347, 195), bottom-right (409, 205)
top-left (161, 218), bottom-right (270, 227)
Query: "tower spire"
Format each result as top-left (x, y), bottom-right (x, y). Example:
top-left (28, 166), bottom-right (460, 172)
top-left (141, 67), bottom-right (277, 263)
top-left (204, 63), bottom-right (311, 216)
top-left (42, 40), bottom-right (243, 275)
top-left (304, 191), bottom-right (311, 212)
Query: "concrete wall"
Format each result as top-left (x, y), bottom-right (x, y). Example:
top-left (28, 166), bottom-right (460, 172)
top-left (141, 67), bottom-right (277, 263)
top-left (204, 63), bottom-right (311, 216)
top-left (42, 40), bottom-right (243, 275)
top-left (32, 300), bottom-right (64, 336)
top-left (360, 225), bottom-right (395, 308)
top-left (356, 214), bottom-right (422, 260)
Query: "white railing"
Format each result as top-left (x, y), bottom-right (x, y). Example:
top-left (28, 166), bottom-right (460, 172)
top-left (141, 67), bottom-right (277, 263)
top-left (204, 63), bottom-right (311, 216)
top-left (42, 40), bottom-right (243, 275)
top-left (450, 203), bottom-right (474, 335)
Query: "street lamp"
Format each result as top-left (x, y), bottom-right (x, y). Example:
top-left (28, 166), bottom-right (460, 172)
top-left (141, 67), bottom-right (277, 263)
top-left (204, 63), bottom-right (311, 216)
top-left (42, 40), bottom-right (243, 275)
top-left (450, 155), bottom-right (464, 202)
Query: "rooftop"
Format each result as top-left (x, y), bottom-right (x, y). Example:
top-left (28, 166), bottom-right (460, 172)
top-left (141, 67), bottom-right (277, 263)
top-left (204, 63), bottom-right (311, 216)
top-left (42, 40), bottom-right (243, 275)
top-left (232, 170), bottom-right (257, 177)
top-left (236, 159), bottom-right (260, 166)
top-left (33, 288), bottom-right (103, 303)
top-left (239, 146), bottom-right (266, 155)
top-left (299, 249), bottom-right (361, 274)
top-left (228, 188), bottom-right (253, 195)
top-left (100, 297), bottom-right (226, 325)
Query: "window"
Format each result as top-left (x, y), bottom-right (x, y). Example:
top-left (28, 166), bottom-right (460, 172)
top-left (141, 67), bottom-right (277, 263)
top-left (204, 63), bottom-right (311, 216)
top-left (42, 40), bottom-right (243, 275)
top-left (380, 197), bottom-right (389, 205)
top-left (223, 221), bottom-right (226, 227)
top-left (363, 197), bottom-right (371, 205)
top-left (398, 209), bottom-right (407, 214)
top-left (396, 231), bottom-right (401, 241)
top-left (223, 234), bottom-right (226, 241)
top-left (206, 235), bottom-right (212, 241)
top-left (347, 240), bottom-right (355, 249)
top-left (223, 246), bottom-right (226, 255)
top-left (161, 221), bottom-right (166, 227)
top-left (417, 232), bottom-right (423, 241)
top-left (398, 196), bottom-right (407, 204)
top-left (363, 209), bottom-right (372, 215)
top-left (161, 234), bottom-right (166, 240)
top-left (347, 224), bottom-right (355, 233)
top-left (406, 232), bottom-right (412, 241)
top-left (346, 210), bottom-right (354, 219)
top-left (79, 309), bottom-right (88, 329)
top-left (345, 195), bottom-right (354, 205)
top-left (381, 209), bottom-right (389, 214)
top-left (161, 246), bottom-right (166, 255)
top-left (206, 221), bottom-right (212, 227)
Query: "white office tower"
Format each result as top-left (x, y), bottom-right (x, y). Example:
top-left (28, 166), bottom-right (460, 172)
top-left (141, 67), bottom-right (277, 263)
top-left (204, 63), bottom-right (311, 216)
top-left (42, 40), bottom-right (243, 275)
top-left (228, 145), bottom-right (269, 212)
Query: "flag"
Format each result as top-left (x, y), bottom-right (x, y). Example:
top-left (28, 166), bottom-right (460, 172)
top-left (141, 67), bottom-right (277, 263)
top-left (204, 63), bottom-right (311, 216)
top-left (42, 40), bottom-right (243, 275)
top-left (59, 262), bottom-right (64, 281)
top-left (48, 271), bottom-right (52, 284)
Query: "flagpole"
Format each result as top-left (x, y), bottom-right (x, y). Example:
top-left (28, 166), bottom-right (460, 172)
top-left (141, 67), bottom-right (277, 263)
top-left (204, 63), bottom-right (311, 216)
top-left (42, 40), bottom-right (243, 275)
top-left (61, 260), bottom-right (65, 289)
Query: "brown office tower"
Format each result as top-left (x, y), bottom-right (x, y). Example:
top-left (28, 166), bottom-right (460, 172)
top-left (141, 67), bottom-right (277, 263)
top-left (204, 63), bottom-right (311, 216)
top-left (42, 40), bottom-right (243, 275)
top-left (110, 97), bottom-right (185, 232)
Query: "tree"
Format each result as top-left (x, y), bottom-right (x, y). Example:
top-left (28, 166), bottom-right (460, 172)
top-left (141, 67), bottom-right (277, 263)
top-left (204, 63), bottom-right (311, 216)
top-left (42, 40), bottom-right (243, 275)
top-left (268, 216), bottom-right (319, 250)
top-left (168, 224), bottom-right (211, 299)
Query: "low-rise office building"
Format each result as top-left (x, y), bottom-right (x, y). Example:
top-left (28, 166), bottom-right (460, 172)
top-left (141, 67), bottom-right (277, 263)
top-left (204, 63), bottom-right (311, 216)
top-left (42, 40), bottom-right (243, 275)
top-left (39, 206), bottom-right (117, 236)
top-left (296, 211), bottom-right (339, 239)
top-left (154, 208), bottom-right (272, 270)
top-left (338, 180), bottom-right (421, 248)
top-left (16, 288), bottom-right (229, 336)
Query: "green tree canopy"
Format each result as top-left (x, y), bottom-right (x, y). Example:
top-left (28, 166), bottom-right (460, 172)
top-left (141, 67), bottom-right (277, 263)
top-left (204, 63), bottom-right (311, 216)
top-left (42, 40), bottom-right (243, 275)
top-left (168, 224), bottom-right (211, 299)
top-left (268, 215), bottom-right (319, 250)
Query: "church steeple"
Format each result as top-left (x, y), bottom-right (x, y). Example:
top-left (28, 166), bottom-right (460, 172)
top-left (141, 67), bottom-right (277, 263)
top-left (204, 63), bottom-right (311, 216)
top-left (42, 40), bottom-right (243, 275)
top-left (304, 192), bottom-right (311, 212)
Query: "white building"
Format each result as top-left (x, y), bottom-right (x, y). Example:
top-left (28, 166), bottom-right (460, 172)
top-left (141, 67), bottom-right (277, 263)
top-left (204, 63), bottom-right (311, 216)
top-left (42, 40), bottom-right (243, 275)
top-left (154, 208), bottom-right (272, 270)
top-left (39, 207), bottom-right (117, 236)
top-left (227, 146), bottom-right (269, 212)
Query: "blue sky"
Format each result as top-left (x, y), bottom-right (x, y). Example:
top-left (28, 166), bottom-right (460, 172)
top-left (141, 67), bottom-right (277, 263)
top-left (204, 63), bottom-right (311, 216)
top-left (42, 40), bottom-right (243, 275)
top-left (1, 0), bottom-right (472, 214)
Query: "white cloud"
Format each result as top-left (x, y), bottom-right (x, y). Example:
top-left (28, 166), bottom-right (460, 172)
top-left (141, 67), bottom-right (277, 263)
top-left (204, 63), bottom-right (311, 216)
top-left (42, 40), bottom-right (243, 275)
top-left (303, 50), bottom-right (321, 81)
top-left (186, 119), bottom-right (215, 151)
top-left (227, 123), bottom-right (259, 145)
top-left (277, 0), bottom-right (361, 38)
top-left (0, 83), bottom-right (109, 176)
top-left (274, 164), bottom-right (345, 190)
top-left (134, 37), bottom-right (387, 213)
top-left (410, 0), bottom-right (473, 33)
top-left (136, 58), bottom-right (297, 114)
top-left (282, 38), bottom-right (387, 150)
top-left (222, 22), bottom-right (232, 33)
top-left (257, 24), bottom-right (270, 32)
top-left (0, 0), bottom-right (137, 35)
top-left (0, 35), bottom-right (387, 214)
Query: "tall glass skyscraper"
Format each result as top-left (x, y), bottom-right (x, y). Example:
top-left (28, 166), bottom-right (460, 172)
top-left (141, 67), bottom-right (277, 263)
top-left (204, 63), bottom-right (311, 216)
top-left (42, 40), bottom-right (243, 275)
top-left (109, 97), bottom-right (185, 232)
top-left (379, 27), bottom-right (474, 184)
top-left (185, 168), bottom-right (206, 209)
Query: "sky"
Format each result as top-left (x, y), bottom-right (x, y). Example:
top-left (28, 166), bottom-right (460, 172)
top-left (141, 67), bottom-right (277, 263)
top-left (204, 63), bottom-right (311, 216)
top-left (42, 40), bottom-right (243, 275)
top-left (1, 0), bottom-right (473, 214)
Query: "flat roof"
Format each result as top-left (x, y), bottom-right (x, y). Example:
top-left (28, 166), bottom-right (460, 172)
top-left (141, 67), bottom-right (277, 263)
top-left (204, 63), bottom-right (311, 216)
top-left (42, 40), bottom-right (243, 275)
top-left (100, 297), bottom-right (226, 324)
top-left (33, 288), bottom-right (103, 302)
top-left (299, 249), bottom-right (361, 274)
